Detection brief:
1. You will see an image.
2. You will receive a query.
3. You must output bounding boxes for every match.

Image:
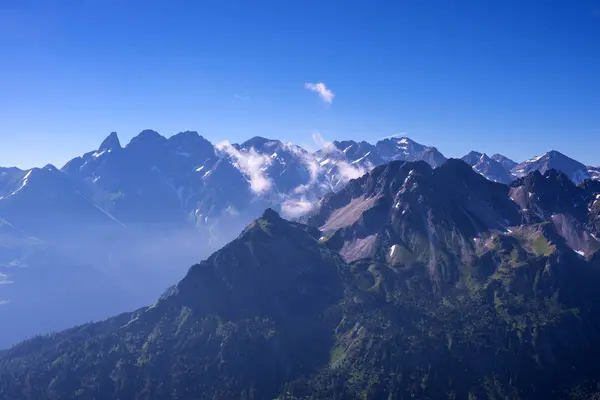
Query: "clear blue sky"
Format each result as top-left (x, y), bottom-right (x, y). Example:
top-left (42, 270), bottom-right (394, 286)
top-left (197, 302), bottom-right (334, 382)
top-left (1, 0), bottom-right (600, 168)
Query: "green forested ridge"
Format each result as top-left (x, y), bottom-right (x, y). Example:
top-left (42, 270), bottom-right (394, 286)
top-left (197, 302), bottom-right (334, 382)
top-left (2, 163), bottom-right (600, 399)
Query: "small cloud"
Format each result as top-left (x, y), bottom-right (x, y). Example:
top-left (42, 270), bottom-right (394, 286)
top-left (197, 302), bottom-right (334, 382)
top-left (280, 198), bottom-right (315, 218)
top-left (304, 82), bottom-right (335, 104)
top-left (281, 142), bottom-right (320, 184)
top-left (0, 300), bottom-right (9, 306)
top-left (233, 93), bottom-right (250, 101)
top-left (311, 131), bottom-right (329, 148)
top-left (215, 141), bottom-right (273, 195)
top-left (312, 131), bottom-right (371, 186)
top-left (336, 160), bottom-right (368, 181)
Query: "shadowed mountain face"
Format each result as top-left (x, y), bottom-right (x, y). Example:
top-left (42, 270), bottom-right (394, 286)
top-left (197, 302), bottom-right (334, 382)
top-left (309, 160), bottom-right (522, 276)
top-left (2, 160), bottom-right (600, 399)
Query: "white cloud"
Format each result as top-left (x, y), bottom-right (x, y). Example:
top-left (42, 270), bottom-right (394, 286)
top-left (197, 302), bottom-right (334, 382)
top-left (311, 131), bottom-right (369, 185)
top-left (276, 131), bottom-right (372, 218)
top-left (336, 160), bottom-right (368, 181)
top-left (281, 141), bottom-right (320, 185)
top-left (215, 141), bottom-right (273, 195)
top-left (280, 197), bottom-right (315, 218)
top-left (304, 82), bottom-right (335, 104)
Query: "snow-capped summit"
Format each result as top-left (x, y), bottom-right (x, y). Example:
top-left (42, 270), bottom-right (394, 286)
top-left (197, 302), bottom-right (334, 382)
top-left (512, 150), bottom-right (591, 183)
top-left (375, 137), bottom-right (446, 167)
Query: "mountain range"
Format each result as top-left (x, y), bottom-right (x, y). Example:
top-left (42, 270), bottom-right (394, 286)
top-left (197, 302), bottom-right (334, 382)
top-left (0, 131), bottom-right (598, 350)
top-left (1, 156), bottom-right (600, 398)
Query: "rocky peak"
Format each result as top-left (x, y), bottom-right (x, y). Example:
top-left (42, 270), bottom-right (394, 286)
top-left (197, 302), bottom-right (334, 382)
top-left (261, 207), bottom-right (281, 222)
top-left (510, 169), bottom-right (588, 222)
top-left (167, 131), bottom-right (214, 157)
top-left (98, 132), bottom-right (121, 152)
top-left (240, 136), bottom-right (279, 150)
top-left (512, 150), bottom-right (590, 183)
top-left (462, 151), bottom-right (484, 166)
top-left (175, 211), bottom-right (344, 319)
top-left (126, 129), bottom-right (167, 149)
top-left (491, 153), bottom-right (517, 170)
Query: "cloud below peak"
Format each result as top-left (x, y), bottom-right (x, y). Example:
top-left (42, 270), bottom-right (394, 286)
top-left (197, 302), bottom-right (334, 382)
top-left (304, 82), bottom-right (335, 104)
top-left (215, 141), bottom-right (273, 195)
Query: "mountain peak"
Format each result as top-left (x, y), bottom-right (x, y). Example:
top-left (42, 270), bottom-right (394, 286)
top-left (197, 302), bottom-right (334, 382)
top-left (514, 150), bottom-right (590, 183)
top-left (547, 150), bottom-right (562, 157)
top-left (42, 164), bottom-right (59, 172)
top-left (491, 153), bottom-right (517, 170)
top-left (168, 131), bottom-right (213, 154)
top-left (127, 129), bottom-right (166, 148)
top-left (169, 130), bottom-right (201, 143)
top-left (462, 151), bottom-right (483, 166)
top-left (240, 136), bottom-right (281, 150)
top-left (98, 132), bottom-right (121, 152)
top-left (261, 207), bottom-right (281, 221)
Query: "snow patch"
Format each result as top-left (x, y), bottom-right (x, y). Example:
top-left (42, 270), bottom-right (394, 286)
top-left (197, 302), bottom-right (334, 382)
top-left (351, 151), bottom-right (371, 165)
top-left (6, 170), bottom-right (33, 197)
top-left (389, 244), bottom-right (399, 258)
top-left (525, 153), bottom-right (546, 163)
top-left (281, 197), bottom-right (314, 218)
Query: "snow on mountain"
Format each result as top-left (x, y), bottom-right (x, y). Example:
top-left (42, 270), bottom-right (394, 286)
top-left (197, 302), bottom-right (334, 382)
top-left (375, 137), bottom-right (446, 167)
top-left (461, 151), bottom-right (516, 184)
top-left (512, 150), bottom-right (592, 183)
top-left (491, 153), bottom-right (518, 170)
top-left (0, 130), bottom-right (598, 349)
top-left (588, 166), bottom-right (600, 181)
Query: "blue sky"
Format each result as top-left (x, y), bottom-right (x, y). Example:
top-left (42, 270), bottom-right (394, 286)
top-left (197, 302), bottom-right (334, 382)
top-left (1, 0), bottom-right (600, 168)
